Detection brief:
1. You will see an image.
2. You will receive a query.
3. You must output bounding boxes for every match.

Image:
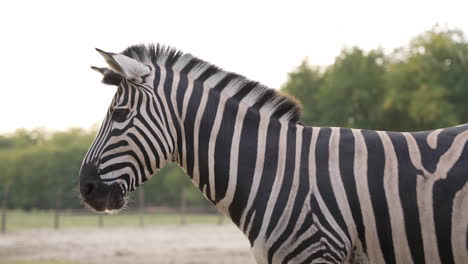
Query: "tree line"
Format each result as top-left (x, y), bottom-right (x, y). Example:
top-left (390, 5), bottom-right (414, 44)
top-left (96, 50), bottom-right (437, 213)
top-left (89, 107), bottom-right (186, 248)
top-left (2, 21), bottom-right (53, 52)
top-left (1, 26), bottom-right (468, 210)
top-left (0, 128), bottom-right (205, 210)
top-left (282, 26), bottom-right (468, 131)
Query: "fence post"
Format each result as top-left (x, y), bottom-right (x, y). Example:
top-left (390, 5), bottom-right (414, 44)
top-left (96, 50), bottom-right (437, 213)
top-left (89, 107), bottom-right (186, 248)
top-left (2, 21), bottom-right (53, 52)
top-left (217, 212), bottom-right (224, 225)
top-left (1, 185), bottom-right (8, 233)
top-left (138, 187), bottom-right (144, 227)
top-left (54, 190), bottom-right (62, 229)
top-left (98, 214), bottom-right (103, 228)
top-left (179, 187), bottom-right (187, 225)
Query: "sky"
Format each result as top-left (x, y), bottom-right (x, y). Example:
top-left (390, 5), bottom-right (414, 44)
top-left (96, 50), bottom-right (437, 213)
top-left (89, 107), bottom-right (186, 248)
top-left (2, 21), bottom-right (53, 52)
top-left (1, 0), bottom-right (467, 133)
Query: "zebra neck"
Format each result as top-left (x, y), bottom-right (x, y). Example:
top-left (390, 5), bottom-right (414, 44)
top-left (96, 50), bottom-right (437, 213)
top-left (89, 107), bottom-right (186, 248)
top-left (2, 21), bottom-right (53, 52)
top-left (175, 79), bottom-right (275, 206)
top-left (175, 79), bottom-right (302, 225)
top-left (156, 63), bottom-right (304, 230)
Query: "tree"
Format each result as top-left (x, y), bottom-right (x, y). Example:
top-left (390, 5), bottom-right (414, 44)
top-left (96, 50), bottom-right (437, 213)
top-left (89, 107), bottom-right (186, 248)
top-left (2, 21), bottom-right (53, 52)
top-left (318, 47), bottom-right (387, 129)
top-left (282, 26), bottom-right (468, 132)
top-left (382, 26), bottom-right (468, 131)
top-left (281, 48), bottom-right (387, 129)
top-left (281, 59), bottom-right (324, 126)
top-left (0, 128), bottom-right (96, 209)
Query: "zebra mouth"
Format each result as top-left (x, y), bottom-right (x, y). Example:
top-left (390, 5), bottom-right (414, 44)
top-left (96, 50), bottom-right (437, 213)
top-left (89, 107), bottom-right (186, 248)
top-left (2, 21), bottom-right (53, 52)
top-left (80, 180), bottom-right (127, 213)
top-left (81, 187), bottom-right (127, 213)
top-left (103, 190), bottom-right (127, 213)
top-left (79, 163), bottom-right (128, 213)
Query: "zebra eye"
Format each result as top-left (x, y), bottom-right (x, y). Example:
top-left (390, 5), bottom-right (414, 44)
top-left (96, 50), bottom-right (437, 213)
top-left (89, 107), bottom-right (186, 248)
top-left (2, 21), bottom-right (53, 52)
top-left (112, 108), bottom-right (130, 122)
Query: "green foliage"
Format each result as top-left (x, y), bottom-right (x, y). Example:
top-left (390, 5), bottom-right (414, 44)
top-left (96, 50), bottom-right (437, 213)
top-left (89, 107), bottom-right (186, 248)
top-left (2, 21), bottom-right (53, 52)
top-left (381, 26), bottom-right (468, 130)
top-left (281, 59), bottom-right (323, 125)
top-left (0, 128), bottom-right (95, 209)
top-left (319, 48), bottom-right (387, 129)
top-left (142, 163), bottom-right (206, 206)
top-left (282, 26), bottom-right (468, 132)
top-left (282, 47), bottom-right (388, 129)
top-left (0, 128), bottom-right (208, 210)
top-left (0, 128), bottom-right (47, 150)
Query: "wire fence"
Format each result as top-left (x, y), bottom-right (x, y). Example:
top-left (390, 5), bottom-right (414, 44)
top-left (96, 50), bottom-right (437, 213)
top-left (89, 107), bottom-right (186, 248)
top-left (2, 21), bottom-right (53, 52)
top-left (0, 188), bottom-right (227, 233)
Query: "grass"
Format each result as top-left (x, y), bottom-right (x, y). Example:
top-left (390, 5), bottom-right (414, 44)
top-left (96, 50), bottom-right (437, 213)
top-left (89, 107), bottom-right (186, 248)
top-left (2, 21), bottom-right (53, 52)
top-left (3, 210), bottom-right (227, 231)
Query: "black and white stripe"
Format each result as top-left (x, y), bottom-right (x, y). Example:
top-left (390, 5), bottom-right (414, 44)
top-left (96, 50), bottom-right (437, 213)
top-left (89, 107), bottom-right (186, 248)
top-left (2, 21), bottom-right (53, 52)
top-left (81, 44), bottom-right (468, 263)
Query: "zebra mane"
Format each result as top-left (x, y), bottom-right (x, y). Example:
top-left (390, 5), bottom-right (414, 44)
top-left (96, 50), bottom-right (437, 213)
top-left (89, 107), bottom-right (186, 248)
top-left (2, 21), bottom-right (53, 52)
top-left (121, 44), bottom-right (303, 123)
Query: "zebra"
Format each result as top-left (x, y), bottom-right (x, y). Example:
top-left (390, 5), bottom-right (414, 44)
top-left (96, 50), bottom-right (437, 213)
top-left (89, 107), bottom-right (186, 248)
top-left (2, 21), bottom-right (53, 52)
top-left (79, 44), bottom-right (468, 264)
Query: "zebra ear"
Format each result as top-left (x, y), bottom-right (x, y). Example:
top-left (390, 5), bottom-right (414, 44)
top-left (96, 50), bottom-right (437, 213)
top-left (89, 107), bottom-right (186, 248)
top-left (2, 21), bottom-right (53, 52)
top-left (95, 48), bottom-right (150, 81)
top-left (91, 66), bottom-right (123, 86)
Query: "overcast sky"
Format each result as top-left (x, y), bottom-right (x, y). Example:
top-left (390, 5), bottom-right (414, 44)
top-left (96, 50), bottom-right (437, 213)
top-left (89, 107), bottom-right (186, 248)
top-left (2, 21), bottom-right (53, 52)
top-left (1, 0), bottom-right (467, 133)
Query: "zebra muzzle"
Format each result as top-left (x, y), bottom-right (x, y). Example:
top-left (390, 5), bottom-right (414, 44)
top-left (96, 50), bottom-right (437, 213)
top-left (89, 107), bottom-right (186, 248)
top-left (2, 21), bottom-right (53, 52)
top-left (79, 163), bottom-right (126, 212)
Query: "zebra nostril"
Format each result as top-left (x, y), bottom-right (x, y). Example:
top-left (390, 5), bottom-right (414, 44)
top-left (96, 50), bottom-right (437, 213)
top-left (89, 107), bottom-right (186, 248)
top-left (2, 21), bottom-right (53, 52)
top-left (84, 182), bottom-right (95, 196)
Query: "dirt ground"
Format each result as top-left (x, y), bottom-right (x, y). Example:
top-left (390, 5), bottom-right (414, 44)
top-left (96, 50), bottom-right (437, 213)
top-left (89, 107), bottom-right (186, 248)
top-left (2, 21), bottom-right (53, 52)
top-left (0, 224), bottom-right (253, 264)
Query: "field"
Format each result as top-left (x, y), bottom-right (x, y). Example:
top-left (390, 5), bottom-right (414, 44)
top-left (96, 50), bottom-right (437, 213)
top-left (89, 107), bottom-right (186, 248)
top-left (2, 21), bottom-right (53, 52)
top-left (0, 211), bottom-right (252, 264)
top-left (0, 261), bottom-right (80, 264)
top-left (3, 210), bottom-right (227, 231)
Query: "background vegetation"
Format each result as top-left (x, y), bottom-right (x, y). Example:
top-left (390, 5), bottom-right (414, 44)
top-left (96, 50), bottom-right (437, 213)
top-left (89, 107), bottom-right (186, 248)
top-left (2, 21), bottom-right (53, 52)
top-left (283, 26), bottom-right (468, 131)
top-left (0, 128), bottom-right (204, 210)
top-left (1, 26), bottom-right (468, 212)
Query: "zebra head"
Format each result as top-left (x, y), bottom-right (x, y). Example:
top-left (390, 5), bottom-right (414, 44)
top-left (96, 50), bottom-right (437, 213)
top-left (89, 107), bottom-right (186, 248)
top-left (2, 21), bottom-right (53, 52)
top-left (79, 48), bottom-right (173, 212)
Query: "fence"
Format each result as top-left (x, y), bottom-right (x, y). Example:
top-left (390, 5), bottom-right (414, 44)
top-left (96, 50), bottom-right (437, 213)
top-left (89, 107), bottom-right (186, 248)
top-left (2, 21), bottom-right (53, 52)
top-left (1, 188), bottom-right (227, 233)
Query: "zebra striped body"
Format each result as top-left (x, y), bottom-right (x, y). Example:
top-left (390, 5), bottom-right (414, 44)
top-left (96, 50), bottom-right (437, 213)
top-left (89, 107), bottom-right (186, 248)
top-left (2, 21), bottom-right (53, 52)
top-left (80, 45), bottom-right (468, 263)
